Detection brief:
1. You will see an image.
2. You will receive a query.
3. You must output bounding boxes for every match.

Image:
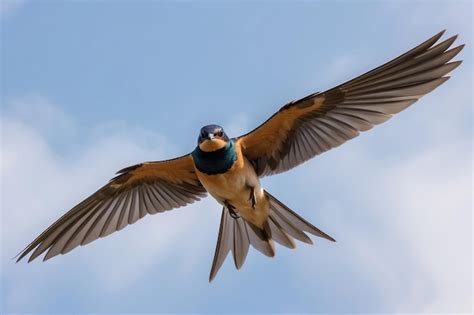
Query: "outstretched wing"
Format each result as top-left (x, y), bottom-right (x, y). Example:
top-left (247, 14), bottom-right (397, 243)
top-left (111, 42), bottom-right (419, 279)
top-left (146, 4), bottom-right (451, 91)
top-left (17, 154), bottom-right (206, 262)
top-left (237, 30), bottom-right (464, 176)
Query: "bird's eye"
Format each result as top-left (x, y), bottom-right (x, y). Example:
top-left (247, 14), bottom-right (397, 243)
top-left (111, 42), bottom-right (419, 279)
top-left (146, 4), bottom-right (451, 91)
top-left (216, 130), bottom-right (223, 137)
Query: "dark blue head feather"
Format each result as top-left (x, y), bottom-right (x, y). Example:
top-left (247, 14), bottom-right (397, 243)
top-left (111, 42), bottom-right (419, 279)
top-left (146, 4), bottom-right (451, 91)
top-left (197, 124), bottom-right (229, 144)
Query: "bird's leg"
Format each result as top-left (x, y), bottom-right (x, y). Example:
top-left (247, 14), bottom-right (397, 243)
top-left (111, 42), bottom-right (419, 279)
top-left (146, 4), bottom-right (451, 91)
top-left (225, 200), bottom-right (240, 219)
top-left (248, 186), bottom-right (256, 209)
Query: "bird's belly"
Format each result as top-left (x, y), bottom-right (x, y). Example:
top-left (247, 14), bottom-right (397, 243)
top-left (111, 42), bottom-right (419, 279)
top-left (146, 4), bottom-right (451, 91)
top-left (196, 157), bottom-right (256, 203)
top-left (201, 172), bottom-right (247, 203)
top-left (195, 157), bottom-right (269, 227)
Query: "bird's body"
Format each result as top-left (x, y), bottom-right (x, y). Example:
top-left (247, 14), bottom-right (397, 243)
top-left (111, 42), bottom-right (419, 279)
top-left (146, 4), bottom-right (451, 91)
top-left (16, 30), bottom-right (464, 282)
top-left (193, 139), bottom-right (268, 228)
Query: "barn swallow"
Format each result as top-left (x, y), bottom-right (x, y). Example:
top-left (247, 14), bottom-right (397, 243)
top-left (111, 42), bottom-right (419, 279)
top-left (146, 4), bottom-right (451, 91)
top-left (17, 30), bottom-right (463, 282)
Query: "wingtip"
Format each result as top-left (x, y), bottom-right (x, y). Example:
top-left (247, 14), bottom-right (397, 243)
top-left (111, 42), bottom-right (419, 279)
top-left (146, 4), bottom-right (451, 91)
top-left (438, 34), bottom-right (459, 50)
top-left (455, 43), bottom-right (466, 53)
top-left (310, 229), bottom-right (337, 242)
top-left (209, 265), bottom-right (218, 282)
top-left (14, 250), bottom-right (28, 263)
top-left (315, 234), bottom-right (336, 243)
top-left (449, 60), bottom-right (463, 70)
top-left (13, 251), bottom-right (21, 262)
top-left (322, 232), bottom-right (337, 242)
top-left (444, 44), bottom-right (466, 61)
top-left (42, 253), bottom-right (52, 262)
top-left (208, 273), bottom-right (216, 283)
top-left (429, 29), bottom-right (446, 43)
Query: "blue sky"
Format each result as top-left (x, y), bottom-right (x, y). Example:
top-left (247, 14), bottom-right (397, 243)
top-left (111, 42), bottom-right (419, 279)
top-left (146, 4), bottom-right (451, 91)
top-left (1, 0), bottom-right (472, 313)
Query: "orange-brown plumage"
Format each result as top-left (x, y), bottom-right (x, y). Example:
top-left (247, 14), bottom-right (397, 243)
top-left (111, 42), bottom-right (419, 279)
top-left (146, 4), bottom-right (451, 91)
top-left (237, 96), bottom-right (326, 164)
top-left (193, 139), bottom-right (269, 228)
top-left (120, 155), bottom-right (201, 186)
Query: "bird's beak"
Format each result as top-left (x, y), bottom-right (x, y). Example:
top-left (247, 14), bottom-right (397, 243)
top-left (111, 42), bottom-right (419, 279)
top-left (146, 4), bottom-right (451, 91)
top-left (207, 133), bottom-right (215, 140)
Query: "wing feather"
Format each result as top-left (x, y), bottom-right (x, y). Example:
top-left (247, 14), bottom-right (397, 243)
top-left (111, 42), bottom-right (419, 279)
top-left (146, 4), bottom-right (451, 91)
top-left (117, 190), bottom-right (133, 231)
top-left (17, 154), bottom-right (206, 263)
top-left (100, 191), bottom-right (128, 237)
top-left (237, 31), bottom-right (463, 176)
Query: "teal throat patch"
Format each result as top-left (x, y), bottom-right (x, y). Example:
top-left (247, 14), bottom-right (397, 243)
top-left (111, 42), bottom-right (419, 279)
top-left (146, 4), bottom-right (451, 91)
top-left (192, 140), bottom-right (237, 175)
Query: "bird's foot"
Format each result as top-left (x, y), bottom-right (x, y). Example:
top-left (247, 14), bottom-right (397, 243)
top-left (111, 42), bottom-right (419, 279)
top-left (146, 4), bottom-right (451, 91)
top-left (225, 201), bottom-right (240, 219)
top-left (248, 187), bottom-right (256, 209)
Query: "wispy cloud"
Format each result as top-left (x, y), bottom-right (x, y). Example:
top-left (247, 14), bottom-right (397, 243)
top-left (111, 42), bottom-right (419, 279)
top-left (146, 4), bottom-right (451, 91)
top-left (284, 67), bottom-right (472, 312)
top-left (1, 96), bottom-right (217, 311)
top-left (293, 140), bottom-right (471, 312)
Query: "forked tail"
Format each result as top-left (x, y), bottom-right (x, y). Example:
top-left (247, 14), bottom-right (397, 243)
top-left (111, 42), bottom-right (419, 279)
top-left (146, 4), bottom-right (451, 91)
top-left (209, 190), bottom-right (335, 282)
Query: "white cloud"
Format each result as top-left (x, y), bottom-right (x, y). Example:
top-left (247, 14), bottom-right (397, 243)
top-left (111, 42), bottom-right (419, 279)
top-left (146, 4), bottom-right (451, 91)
top-left (387, 146), bottom-right (471, 312)
top-left (285, 62), bottom-right (472, 312)
top-left (284, 136), bottom-right (471, 312)
top-left (0, 96), bottom-right (216, 311)
top-left (3, 95), bottom-right (75, 136)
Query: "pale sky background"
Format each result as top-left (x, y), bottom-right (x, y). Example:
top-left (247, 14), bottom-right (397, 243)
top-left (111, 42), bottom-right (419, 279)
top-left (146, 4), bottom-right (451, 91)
top-left (1, 0), bottom-right (472, 314)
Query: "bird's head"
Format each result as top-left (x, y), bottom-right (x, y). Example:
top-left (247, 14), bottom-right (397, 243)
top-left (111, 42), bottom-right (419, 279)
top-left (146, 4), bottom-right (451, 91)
top-left (197, 124), bottom-right (229, 152)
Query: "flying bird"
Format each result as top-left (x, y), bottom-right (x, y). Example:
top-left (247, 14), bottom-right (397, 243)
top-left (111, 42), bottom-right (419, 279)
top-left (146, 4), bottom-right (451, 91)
top-left (17, 30), bottom-right (463, 282)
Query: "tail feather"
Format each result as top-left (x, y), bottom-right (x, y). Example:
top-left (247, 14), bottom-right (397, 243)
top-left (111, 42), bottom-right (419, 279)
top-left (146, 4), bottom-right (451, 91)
top-left (232, 217), bottom-right (250, 269)
top-left (268, 216), bottom-right (295, 249)
top-left (209, 209), bottom-right (233, 282)
top-left (270, 205), bottom-right (314, 244)
top-left (266, 191), bottom-right (336, 242)
top-left (208, 191), bottom-right (335, 282)
top-left (246, 221), bottom-right (275, 257)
